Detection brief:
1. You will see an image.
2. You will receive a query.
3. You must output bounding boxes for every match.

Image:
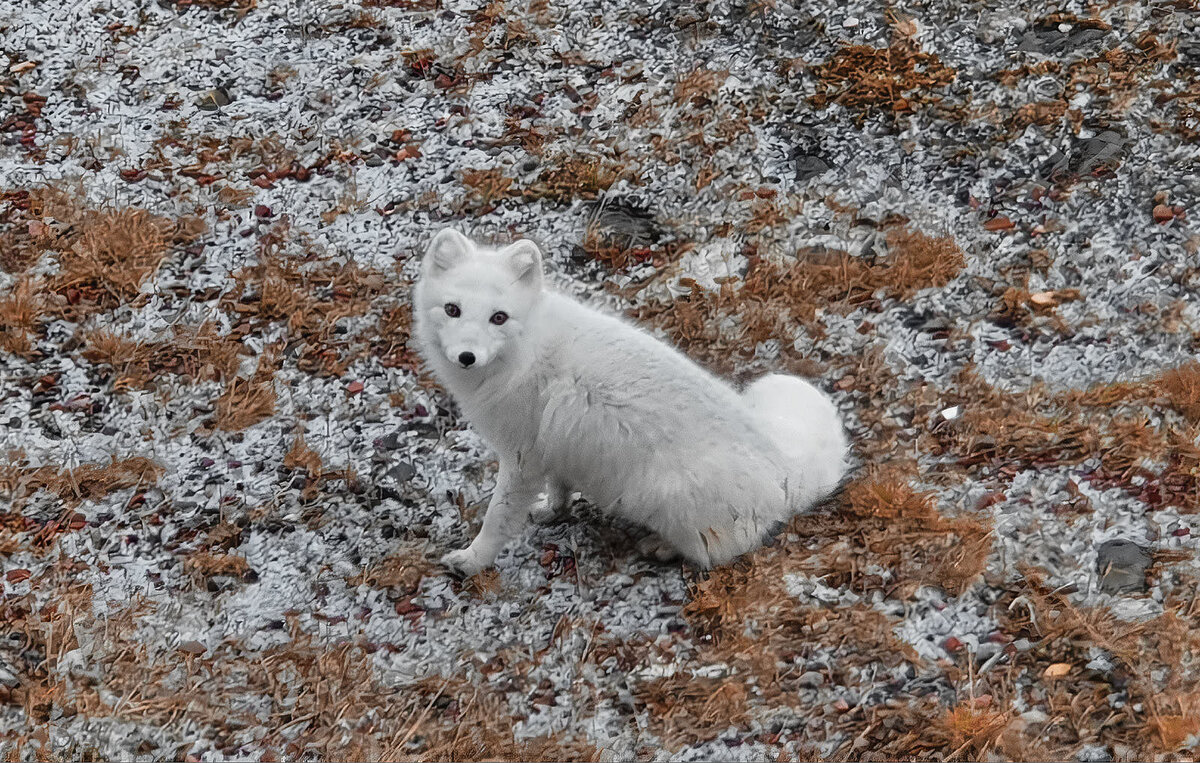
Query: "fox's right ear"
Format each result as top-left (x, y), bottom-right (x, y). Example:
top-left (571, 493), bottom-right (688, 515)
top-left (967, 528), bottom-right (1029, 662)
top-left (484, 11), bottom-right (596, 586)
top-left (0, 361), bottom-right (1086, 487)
top-left (425, 229), bottom-right (472, 273)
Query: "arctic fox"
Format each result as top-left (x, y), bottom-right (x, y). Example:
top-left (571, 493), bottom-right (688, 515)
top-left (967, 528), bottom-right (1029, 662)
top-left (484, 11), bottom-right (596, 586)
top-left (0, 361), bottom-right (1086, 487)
top-left (413, 229), bottom-right (849, 577)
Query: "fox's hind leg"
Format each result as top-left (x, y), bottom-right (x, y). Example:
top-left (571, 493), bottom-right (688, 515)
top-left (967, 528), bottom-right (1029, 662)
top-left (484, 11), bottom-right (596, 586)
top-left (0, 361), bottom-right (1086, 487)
top-left (530, 479), bottom-right (572, 525)
top-left (636, 533), bottom-right (680, 563)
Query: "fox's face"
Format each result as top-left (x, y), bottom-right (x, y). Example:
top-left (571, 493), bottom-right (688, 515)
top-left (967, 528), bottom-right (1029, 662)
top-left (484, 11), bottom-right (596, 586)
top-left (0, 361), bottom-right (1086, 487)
top-left (415, 229), bottom-right (543, 372)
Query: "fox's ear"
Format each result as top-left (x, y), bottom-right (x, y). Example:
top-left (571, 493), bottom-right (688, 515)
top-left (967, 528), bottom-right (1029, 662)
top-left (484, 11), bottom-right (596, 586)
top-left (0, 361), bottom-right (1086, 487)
top-left (425, 229), bottom-right (472, 273)
top-left (501, 239), bottom-right (543, 288)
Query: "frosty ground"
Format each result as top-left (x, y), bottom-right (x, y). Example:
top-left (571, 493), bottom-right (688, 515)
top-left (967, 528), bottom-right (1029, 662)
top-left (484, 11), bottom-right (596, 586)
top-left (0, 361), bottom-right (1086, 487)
top-left (0, 0), bottom-right (1198, 760)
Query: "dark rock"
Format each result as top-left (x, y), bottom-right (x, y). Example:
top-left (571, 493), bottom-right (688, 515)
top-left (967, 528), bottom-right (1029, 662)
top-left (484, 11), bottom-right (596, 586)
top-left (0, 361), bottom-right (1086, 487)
top-left (587, 202), bottom-right (662, 249)
top-left (1096, 539), bottom-right (1152, 594)
top-left (1017, 24), bottom-right (1106, 55)
top-left (388, 462), bottom-right (416, 482)
top-left (195, 87), bottom-right (232, 111)
top-left (795, 153), bottom-right (832, 182)
top-left (379, 431), bottom-right (403, 450)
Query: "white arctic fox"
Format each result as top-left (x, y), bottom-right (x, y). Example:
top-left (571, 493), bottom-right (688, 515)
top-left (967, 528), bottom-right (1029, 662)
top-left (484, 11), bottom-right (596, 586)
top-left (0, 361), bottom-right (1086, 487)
top-left (413, 229), bottom-right (849, 576)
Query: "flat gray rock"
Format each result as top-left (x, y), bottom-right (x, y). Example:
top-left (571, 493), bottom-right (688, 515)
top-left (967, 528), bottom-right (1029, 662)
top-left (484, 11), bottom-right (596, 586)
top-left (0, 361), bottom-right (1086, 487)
top-left (1095, 539), bottom-right (1153, 594)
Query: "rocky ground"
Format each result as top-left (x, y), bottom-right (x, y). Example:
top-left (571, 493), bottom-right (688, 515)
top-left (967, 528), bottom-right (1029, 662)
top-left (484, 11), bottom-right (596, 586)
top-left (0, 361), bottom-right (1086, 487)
top-left (1, 0), bottom-right (1198, 760)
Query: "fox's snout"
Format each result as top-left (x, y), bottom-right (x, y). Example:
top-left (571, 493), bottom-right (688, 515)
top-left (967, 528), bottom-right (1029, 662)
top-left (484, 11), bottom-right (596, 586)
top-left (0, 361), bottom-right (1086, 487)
top-left (445, 344), bottom-right (489, 369)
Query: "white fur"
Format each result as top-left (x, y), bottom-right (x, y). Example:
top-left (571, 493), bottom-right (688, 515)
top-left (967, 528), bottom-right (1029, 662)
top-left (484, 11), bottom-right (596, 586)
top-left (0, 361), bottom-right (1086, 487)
top-left (414, 230), bottom-right (849, 575)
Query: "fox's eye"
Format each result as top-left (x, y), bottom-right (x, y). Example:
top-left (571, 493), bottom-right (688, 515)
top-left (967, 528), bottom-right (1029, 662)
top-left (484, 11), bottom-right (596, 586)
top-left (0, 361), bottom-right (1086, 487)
top-left (444, 303), bottom-right (461, 318)
top-left (490, 311), bottom-right (508, 326)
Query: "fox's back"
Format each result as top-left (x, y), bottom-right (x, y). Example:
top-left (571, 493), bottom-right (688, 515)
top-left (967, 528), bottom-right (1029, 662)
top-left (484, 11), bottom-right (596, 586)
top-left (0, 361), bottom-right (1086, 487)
top-left (524, 293), bottom-right (792, 529)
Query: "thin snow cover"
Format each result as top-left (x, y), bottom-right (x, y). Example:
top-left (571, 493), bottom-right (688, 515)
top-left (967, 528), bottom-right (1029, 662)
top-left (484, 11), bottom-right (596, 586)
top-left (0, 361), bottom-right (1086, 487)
top-left (1, 0), bottom-right (1198, 759)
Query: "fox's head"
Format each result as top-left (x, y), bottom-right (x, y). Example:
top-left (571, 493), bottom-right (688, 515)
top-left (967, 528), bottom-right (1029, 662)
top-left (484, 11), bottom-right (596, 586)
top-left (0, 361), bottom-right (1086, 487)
top-left (414, 229), bottom-right (543, 372)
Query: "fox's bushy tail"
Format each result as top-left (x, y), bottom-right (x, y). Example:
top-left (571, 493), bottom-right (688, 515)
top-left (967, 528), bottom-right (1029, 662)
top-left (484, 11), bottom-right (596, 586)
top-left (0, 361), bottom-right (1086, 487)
top-left (742, 373), bottom-right (849, 510)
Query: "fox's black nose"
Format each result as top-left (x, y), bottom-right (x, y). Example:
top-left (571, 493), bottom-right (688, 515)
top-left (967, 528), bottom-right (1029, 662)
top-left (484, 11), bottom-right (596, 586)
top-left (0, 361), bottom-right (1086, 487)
top-left (458, 351), bottom-right (476, 367)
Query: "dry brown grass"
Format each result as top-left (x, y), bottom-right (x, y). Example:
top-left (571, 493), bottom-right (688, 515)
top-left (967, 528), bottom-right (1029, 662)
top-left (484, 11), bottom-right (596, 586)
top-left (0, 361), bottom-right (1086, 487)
top-left (0, 277), bottom-right (47, 355)
top-left (985, 568), bottom-right (1200, 760)
top-left (78, 622), bottom-right (598, 762)
top-left (0, 187), bottom-right (204, 317)
top-left (224, 225), bottom-right (387, 376)
top-left (82, 324), bottom-right (242, 389)
top-left (347, 543), bottom-right (437, 596)
top-left (634, 675), bottom-right (749, 750)
top-left (373, 300), bottom-right (422, 371)
top-left (811, 40), bottom-right (957, 121)
top-left (831, 465), bottom-right (992, 596)
top-left (1008, 100), bottom-right (1069, 130)
top-left (283, 433), bottom-right (323, 479)
top-left (675, 472), bottom-right (982, 720)
top-left (523, 155), bottom-right (628, 202)
top-left (579, 220), bottom-right (692, 273)
top-left (674, 67), bottom-right (728, 106)
top-left (53, 208), bottom-right (199, 305)
top-left (633, 226), bottom-right (964, 374)
top-left (460, 167), bottom-right (514, 209)
top-left (0, 456), bottom-right (162, 510)
top-left (282, 432), bottom-right (326, 500)
top-left (184, 551), bottom-right (251, 583)
top-left (927, 367), bottom-right (1200, 492)
top-left (1154, 361), bottom-right (1200, 423)
top-left (214, 346), bottom-right (278, 431)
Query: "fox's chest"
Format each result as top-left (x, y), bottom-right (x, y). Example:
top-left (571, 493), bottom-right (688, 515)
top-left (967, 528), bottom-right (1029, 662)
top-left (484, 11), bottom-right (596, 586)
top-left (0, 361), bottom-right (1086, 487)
top-left (452, 373), bottom-right (547, 456)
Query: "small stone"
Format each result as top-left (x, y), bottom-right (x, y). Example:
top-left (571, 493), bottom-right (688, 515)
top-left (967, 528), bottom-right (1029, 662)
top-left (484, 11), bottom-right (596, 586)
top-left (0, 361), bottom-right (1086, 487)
top-left (843, 16), bottom-right (859, 27)
top-left (347, 380), bottom-right (365, 395)
top-left (1096, 539), bottom-right (1152, 594)
top-left (379, 432), bottom-right (403, 450)
top-left (178, 640), bottom-right (207, 655)
top-left (1043, 662), bottom-right (1071, 678)
top-left (795, 153), bottom-right (831, 182)
top-left (195, 87), bottom-right (232, 111)
top-left (254, 204), bottom-right (273, 218)
top-left (388, 462), bottom-right (416, 482)
top-left (1152, 204), bottom-right (1174, 224)
top-left (797, 670), bottom-right (824, 688)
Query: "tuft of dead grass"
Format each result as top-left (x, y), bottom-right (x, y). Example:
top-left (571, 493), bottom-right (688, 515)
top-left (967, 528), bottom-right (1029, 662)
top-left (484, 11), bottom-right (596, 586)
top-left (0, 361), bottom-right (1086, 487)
top-left (634, 675), bottom-right (749, 750)
top-left (223, 223), bottom-right (388, 376)
top-left (523, 155), bottom-right (628, 202)
top-left (214, 346), bottom-right (278, 431)
top-left (184, 551), bottom-right (251, 584)
top-left (1154, 361), bottom-right (1200, 423)
top-left (82, 324), bottom-right (242, 389)
top-left (84, 626), bottom-right (597, 762)
top-left (347, 543), bottom-right (436, 595)
top-left (811, 40), bottom-right (957, 122)
top-left (461, 167), bottom-right (514, 210)
top-left (283, 433), bottom-right (323, 479)
top-left (632, 226), bottom-right (964, 374)
top-left (834, 465), bottom-right (993, 596)
top-left (0, 277), bottom-right (47, 355)
top-left (0, 456), bottom-right (162, 510)
top-left (674, 67), bottom-right (729, 106)
top-left (0, 187), bottom-right (204, 318)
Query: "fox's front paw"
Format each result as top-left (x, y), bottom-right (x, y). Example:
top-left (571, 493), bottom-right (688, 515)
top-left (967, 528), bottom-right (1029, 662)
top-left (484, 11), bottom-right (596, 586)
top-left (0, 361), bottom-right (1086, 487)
top-left (440, 547), bottom-right (488, 579)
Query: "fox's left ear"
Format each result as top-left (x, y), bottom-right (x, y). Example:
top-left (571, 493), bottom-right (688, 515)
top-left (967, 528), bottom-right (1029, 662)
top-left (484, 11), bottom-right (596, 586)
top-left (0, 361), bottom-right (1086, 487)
top-left (501, 239), bottom-right (543, 289)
